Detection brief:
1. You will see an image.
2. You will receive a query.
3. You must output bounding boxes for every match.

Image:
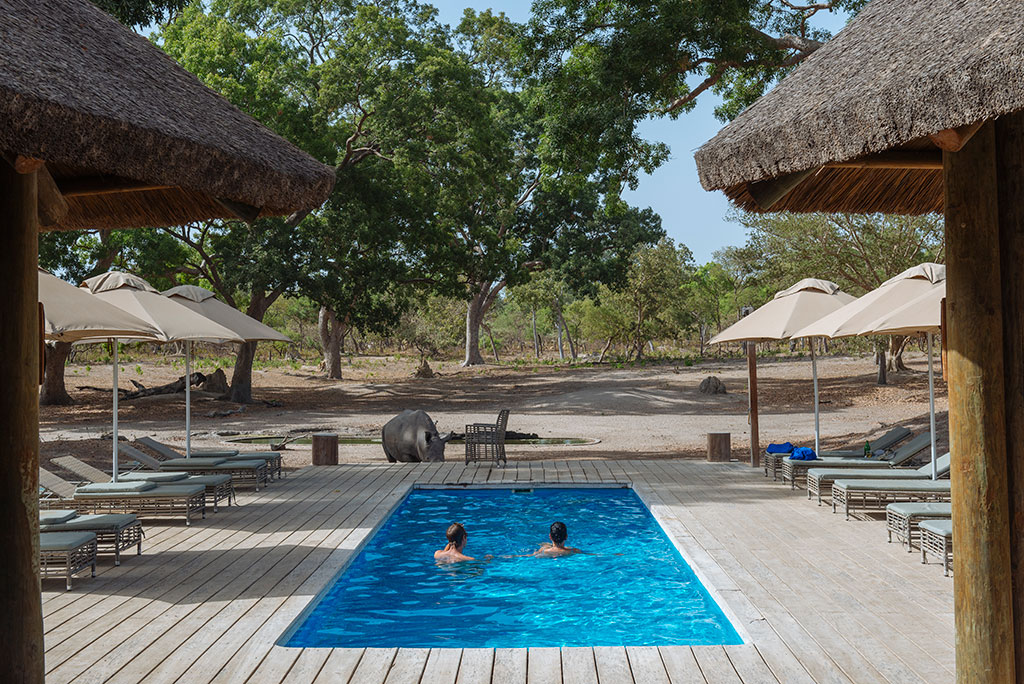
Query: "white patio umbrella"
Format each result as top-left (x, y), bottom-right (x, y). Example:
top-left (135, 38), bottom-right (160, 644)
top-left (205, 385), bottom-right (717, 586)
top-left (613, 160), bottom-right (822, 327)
top-left (858, 281), bottom-right (945, 479)
top-left (81, 272), bottom-right (243, 458)
top-left (39, 270), bottom-right (161, 481)
top-left (162, 285), bottom-right (290, 343)
top-left (710, 279), bottom-right (856, 454)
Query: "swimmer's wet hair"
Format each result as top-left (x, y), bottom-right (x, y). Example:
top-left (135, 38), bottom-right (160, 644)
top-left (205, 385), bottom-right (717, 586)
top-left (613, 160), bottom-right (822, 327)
top-left (446, 522), bottom-right (467, 545)
top-left (550, 521), bottom-right (568, 544)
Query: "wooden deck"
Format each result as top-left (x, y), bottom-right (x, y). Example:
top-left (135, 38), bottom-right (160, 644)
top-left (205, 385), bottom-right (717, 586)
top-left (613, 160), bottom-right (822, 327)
top-left (42, 459), bottom-right (955, 683)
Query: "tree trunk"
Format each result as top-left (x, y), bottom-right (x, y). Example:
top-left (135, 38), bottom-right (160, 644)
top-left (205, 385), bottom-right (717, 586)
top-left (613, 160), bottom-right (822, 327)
top-left (876, 347), bottom-right (888, 385)
top-left (483, 322), bottom-right (500, 362)
top-left (557, 310), bottom-right (577, 360)
top-left (531, 308), bottom-right (540, 358)
top-left (226, 290), bottom-right (279, 403)
top-left (463, 290), bottom-right (487, 366)
top-left (598, 337), bottom-right (613, 363)
top-left (318, 306), bottom-right (345, 379)
top-left (39, 341), bottom-right (73, 405)
top-left (887, 335), bottom-right (909, 372)
top-left (555, 318), bottom-right (565, 360)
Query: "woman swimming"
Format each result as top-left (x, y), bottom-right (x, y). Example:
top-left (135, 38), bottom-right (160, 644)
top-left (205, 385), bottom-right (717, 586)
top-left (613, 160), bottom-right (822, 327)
top-left (434, 522), bottom-right (476, 563)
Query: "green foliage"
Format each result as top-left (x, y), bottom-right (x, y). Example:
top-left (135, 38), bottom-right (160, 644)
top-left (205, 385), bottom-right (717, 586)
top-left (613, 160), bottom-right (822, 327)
top-left (91, 0), bottom-right (188, 28)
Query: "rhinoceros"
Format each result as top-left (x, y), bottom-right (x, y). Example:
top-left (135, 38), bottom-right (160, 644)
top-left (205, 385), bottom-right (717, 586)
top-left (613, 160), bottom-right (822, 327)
top-left (381, 409), bottom-right (452, 463)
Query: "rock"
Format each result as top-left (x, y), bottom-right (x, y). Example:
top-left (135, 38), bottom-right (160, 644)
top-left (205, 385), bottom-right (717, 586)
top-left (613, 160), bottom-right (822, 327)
top-left (414, 359), bottom-right (435, 379)
top-left (201, 368), bottom-right (229, 394)
top-left (698, 376), bottom-right (727, 395)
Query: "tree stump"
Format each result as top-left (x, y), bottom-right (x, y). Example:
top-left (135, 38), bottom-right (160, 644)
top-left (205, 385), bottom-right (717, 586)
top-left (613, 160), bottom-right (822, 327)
top-left (707, 433), bottom-right (732, 462)
top-left (311, 432), bottom-right (338, 466)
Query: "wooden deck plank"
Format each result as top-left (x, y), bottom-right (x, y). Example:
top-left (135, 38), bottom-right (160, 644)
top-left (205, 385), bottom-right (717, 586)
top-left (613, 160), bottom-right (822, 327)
top-left (383, 647), bottom-right (430, 684)
top-left (526, 647), bottom-right (561, 684)
top-left (311, 649), bottom-right (363, 684)
top-left (561, 647), bottom-right (598, 684)
top-left (657, 646), bottom-right (705, 683)
top-left (594, 646), bottom-right (633, 683)
top-left (454, 648), bottom-right (493, 684)
top-left (492, 649), bottom-right (527, 684)
top-left (692, 646), bottom-right (742, 684)
top-left (347, 648), bottom-right (398, 684)
top-left (625, 646), bottom-right (670, 684)
top-left (724, 644), bottom-right (779, 684)
top-left (421, 648), bottom-right (462, 684)
top-left (281, 649), bottom-right (331, 683)
top-left (243, 645), bottom-right (302, 684)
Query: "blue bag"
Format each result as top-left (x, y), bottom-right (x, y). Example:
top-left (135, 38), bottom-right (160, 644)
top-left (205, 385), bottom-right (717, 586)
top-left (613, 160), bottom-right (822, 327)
top-left (766, 442), bottom-right (795, 454)
top-left (790, 447), bottom-right (817, 461)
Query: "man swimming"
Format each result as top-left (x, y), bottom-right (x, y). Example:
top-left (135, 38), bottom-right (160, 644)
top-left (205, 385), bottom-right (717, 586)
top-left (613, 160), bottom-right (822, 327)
top-left (534, 521), bottom-right (582, 557)
top-left (434, 522), bottom-right (476, 563)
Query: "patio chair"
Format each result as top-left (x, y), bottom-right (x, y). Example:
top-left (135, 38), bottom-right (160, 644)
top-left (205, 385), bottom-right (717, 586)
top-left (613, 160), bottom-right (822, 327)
top-left (781, 431), bottom-right (931, 489)
top-left (40, 467), bottom-right (206, 526)
top-left (920, 519), bottom-right (954, 576)
top-left (830, 477), bottom-right (951, 520)
top-left (886, 502), bottom-right (952, 551)
top-left (137, 436), bottom-right (283, 480)
top-left (762, 426), bottom-right (912, 480)
top-left (40, 508), bottom-right (143, 566)
top-left (465, 409), bottom-right (510, 466)
top-left (58, 453), bottom-right (234, 512)
top-left (806, 452), bottom-right (951, 504)
top-left (40, 531), bottom-right (97, 591)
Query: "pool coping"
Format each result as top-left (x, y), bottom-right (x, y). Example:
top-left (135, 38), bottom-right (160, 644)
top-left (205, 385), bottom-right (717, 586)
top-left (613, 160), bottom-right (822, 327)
top-left (276, 480), bottom-right (755, 648)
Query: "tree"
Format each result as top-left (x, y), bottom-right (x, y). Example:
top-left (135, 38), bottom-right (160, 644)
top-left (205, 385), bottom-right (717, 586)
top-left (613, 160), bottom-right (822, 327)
top-left (90, 0), bottom-right (188, 28)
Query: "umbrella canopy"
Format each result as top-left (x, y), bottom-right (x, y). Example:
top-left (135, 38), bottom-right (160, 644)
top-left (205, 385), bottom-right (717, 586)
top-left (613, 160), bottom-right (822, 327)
top-left (81, 272), bottom-right (243, 343)
top-left (39, 270), bottom-right (160, 343)
top-left (163, 285), bottom-right (290, 343)
top-left (858, 281), bottom-right (944, 336)
top-left (791, 263), bottom-right (945, 340)
top-left (711, 279), bottom-right (856, 343)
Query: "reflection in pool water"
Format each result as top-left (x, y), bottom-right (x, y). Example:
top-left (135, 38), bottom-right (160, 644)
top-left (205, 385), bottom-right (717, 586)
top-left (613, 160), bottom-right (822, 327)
top-left (281, 487), bottom-right (742, 648)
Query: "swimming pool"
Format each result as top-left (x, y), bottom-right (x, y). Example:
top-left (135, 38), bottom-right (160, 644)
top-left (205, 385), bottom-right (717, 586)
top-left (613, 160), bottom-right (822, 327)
top-left (282, 486), bottom-right (743, 648)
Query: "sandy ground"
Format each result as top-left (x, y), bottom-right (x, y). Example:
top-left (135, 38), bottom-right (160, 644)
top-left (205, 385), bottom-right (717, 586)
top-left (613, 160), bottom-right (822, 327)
top-left (39, 351), bottom-right (949, 482)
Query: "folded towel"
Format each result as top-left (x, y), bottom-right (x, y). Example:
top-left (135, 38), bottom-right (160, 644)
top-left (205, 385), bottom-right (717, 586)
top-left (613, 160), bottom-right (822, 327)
top-left (790, 447), bottom-right (817, 461)
top-left (766, 442), bottom-right (795, 454)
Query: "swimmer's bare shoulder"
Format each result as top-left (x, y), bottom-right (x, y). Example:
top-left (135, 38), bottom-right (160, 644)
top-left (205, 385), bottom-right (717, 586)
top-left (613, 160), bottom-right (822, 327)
top-left (434, 549), bottom-right (475, 563)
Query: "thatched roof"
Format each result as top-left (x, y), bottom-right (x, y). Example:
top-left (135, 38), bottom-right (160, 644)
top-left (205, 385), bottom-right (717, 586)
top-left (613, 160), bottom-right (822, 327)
top-left (0, 0), bottom-right (335, 231)
top-left (694, 0), bottom-right (1024, 214)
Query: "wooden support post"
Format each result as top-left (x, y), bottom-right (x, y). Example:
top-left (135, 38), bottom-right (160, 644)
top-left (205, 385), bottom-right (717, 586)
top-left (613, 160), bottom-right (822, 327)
top-left (311, 432), bottom-right (339, 466)
top-left (747, 342), bottom-right (759, 467)
top-left (945, 121), bottom-right (1016, 683)
top-left (706, 433), bottom-right (731, 462)
top-left (996, 111), bottom-right (1024, 681)
top-left (0, 162), bottom-right (44, 681)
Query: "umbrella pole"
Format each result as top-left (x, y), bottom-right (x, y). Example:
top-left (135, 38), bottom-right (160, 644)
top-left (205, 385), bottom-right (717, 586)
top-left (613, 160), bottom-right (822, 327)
top-left (811, 339), bottom-right (820, 454)
top-left (112, 339), bottom-right (118, 482)
top-left (747, 342), bottom-right (760, 467)
top-left (185, 340), bottom-right (191, 458)
top-left (928, 332), bottom-right (937, 480)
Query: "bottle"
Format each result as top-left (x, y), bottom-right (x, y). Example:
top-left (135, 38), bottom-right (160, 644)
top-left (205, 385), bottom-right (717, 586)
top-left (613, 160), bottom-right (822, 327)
top-left (864, 441), bottom-right (872, 458)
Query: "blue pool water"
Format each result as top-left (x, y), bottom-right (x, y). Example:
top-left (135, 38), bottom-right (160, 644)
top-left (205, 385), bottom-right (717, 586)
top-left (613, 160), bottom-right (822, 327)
top-left (283, 487), bottom-right (742, 648)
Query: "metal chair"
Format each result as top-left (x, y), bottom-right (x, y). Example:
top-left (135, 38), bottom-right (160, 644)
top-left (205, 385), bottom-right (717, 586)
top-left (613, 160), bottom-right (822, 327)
top-left (465, 409), bottom-right (510, 466)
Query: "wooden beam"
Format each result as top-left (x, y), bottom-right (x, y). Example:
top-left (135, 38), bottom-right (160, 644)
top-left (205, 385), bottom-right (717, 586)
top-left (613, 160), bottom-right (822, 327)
top-left (57, 177), bottom-right (174, 197)
top-left (10, 155), bottom-right (45, 174)
top-left (36, 166), bottom-right (68, 228)
top-left (931, 121), bottom-right (985, 153)
top-left (944, 121), bottom-right (1016, 684)
top-left (827, 150), bottom-right (942, 169)
top-left (996, 110), bottom-right (1024, 681)
top-left (215, 197), bottom-right (262, 223)
top-left (746, 168), bottom-right (816, 210)
top-left (0, 162), bottom-right (45, 682)
top-left (747, 342), bottom-right (760, 468)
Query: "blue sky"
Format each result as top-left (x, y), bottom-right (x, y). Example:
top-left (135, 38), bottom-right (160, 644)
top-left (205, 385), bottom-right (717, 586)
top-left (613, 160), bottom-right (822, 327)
top-left (432, 1), bottom-right (848, 263)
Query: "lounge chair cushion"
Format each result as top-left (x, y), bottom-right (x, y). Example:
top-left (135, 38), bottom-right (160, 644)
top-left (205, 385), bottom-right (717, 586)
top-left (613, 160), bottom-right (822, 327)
top-left (833, 479), bottom-right (951, 493)
top-left (40, 531), bottom-right (97, 552)
top-left (188, 449), bottom-right (238, 458)
top-left (76, 481), bottom-right (157, 494)
top-left (787, 457), bottom-right (890, 468)
top-left (119, 472), bottom-right (189, 483)
top-left (224, 452), bottom-right (280, 460)
top-left (41, 513), bottom-right (138, 532)
top-left (160, 459), bottom-right (263, 471)
top-left (919, 519), bottom-right (954, 538)
top-left (159, 457), bottom-right (227, 467)
top-left (914, 453), bottom-right (952, 476)
top-left (74, 483), bottom-right (205, 499)
top-left (808, 468), bottom-right (927, 482)
top-left (39, 510), bottom-right (79, 525)
top-left (886, 502), bottom-right (953, 517)
top-left (171, 474), bottom-right (232, 486)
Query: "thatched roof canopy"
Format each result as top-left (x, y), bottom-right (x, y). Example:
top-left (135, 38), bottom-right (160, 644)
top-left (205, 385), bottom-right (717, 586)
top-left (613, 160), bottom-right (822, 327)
top-left (694, 0), bottom-right (1024, 215)
top-left (0, 0), bottom-right (335, 231)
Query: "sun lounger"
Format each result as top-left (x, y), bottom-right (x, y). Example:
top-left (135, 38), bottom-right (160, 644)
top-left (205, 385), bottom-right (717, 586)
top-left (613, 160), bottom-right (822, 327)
top-left (762, 426), bottom-right (912, 480)
top-left (920, 519), bottom-right (954, 576)
top-left (831, 478), bottom-right (951, 519)
top-left (120, 443), bottom-right (267, 491)
top-left (40, 531), bottom-right (97, 590)
top-left (886, 502), bottom-right (952, 551)
top-left (806, 452), bottom-right (951, 504)
top-left (781, 431), bottom-right (931, 489)
top-left (40, 509), bottom-right (143, 566)
top-left (138, 436), bottom-right (283, 479)
top-left (56, 454), bottom-right (234, 511)
top-left (40, 467), bottom-right (206, 525)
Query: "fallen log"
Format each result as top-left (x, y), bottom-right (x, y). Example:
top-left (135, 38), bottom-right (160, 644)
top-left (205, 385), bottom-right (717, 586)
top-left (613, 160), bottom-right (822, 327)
top-left (121, 372), bottom-right (205, 400)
